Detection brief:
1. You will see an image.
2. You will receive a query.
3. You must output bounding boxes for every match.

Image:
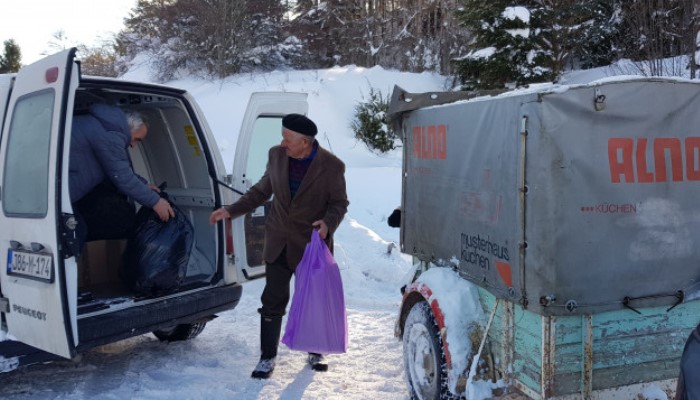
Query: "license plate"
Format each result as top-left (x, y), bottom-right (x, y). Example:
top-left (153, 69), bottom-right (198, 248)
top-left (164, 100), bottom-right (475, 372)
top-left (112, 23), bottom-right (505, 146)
top-left (7, 249), bottom-right (54, 282)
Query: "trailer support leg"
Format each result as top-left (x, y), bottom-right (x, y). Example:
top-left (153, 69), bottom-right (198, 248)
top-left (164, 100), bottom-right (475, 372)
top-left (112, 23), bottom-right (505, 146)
top-left (582, 315), bottom-right (593, 399)
top-left (541, 316), bottom-right (556, 398)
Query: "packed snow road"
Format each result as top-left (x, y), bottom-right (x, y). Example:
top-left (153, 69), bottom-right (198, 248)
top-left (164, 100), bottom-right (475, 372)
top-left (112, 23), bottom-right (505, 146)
top-left (0, 219), bottom-right (415, 400)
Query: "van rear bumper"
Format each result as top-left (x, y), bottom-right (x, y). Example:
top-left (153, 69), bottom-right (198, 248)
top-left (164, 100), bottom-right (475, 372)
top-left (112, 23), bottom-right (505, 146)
top-left (76, 283), bottom-right (243, 352)
top-left (0, 284), bottom-right (242, 372)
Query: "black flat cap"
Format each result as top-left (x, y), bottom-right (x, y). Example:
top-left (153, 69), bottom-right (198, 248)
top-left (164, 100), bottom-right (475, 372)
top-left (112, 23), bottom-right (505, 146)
top-left (282, 113), bottom-right (317, 137)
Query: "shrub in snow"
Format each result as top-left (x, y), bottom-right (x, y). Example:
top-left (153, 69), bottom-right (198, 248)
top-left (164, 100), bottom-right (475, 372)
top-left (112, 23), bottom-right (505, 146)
top-left (350, 88), bottom-right (398, 153)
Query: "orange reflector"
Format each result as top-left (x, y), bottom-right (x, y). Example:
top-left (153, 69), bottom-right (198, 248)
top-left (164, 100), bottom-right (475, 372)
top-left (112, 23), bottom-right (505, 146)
top-left (225, 217), bottom-right (234, 255)
top-left (45, 67), bottom-right (59, 83)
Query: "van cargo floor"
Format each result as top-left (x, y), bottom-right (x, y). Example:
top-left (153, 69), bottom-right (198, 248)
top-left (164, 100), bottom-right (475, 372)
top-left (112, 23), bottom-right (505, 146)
top-left (77, 286), bottom-right (137, 315)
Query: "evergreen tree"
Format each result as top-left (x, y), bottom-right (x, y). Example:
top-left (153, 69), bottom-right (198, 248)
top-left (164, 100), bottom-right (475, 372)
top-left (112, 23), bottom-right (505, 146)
top-left (453, 0), bottom-right (620, 89)
top-left (453, 0), bottom-right (536, 89)
top-left (531, 0), bottom-right (621, 74)
top-left (351, 87), bottom-right (397, 153)
top-left (0, 39), bottom-right (22, 73)
top-left (573, 0), bottom-right (622, 69)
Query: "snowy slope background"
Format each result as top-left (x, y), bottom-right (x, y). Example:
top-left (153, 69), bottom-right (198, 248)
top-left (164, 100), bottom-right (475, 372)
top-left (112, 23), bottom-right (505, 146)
top-left (0, 57), bottom-right (680, 400)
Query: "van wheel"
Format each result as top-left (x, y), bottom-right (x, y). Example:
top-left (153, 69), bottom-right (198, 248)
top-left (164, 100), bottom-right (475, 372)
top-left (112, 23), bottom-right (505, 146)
top-left (153, 322), bottom-right (207, 342)
top-left (403, 301), bottom-right (456, 400)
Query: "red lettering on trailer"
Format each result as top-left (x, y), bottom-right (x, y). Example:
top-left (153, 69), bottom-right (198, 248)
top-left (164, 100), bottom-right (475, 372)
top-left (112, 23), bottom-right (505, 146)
top-left (412, 125), bottom-right (447, 160)
top-left (608, 137), bottom-right (700, 183)
top-left (496, 261), bottom-right (512, 288)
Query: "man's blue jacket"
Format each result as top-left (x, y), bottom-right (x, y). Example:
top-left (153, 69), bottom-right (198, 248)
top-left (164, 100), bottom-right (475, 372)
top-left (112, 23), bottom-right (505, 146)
top-left (69, 104), bottom-right (159, 207)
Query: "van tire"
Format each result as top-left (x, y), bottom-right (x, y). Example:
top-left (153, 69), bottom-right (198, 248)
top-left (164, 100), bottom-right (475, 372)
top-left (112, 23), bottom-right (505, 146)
top-left (403, 301), bottom-right (457, 400)
top-left (153, 322), bottom-right (207, 342)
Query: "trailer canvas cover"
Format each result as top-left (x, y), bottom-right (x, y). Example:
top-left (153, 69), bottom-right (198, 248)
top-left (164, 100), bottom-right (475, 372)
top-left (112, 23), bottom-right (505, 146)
top-left (401, 77), bottom-right (700, 316)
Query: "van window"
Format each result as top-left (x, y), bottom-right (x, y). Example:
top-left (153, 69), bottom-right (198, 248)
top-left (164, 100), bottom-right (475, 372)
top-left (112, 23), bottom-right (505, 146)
top-left (246, 116), bottom-right (281, 185)
top-left (2, 90), bottom-right (55, 217)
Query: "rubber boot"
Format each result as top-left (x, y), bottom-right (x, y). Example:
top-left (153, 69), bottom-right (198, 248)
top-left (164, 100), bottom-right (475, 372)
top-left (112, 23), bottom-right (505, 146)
top-left (251, 315), bottom-right (282, 379)
top-left (307, 353), bottom-right (328, 372)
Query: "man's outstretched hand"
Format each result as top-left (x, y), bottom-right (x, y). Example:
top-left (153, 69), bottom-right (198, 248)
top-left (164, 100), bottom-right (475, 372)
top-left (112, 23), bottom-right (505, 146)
top-left (209, 207), bottom-right (231, 224)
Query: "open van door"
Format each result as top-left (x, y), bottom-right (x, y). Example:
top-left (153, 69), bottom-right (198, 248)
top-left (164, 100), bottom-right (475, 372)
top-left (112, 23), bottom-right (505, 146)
top-left (230, 92), bottom-right (308, 281)
top-left (0, 49), bottom-right (79, 358)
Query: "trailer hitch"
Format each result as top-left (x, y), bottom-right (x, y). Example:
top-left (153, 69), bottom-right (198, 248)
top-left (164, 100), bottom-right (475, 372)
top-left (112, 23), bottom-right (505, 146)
top-left (622, 290), bottom-right (684, 314)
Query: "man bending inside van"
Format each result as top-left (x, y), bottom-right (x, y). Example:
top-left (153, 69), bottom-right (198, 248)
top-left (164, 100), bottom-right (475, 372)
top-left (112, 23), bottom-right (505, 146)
top-left (69, 104), bottom-right (174, 252)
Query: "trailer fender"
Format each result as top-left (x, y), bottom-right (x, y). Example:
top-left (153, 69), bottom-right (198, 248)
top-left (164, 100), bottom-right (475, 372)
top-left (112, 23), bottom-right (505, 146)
top-left (397, 281), bottom-right (454, 369)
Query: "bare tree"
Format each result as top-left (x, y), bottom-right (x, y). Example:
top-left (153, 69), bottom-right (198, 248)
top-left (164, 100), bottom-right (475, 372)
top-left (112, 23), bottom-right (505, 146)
top-left (118, 0), bottom-right (289, 80)
top-left (685, 0), bottom-right (700, 78)
top-left (78, 43), bottom-right (118, 77)
top-left (44, 30), bottom-right (73, 56)
top-left (291, 0), bottom-right (467, 73)
top-left (620, 0), bottom-right (692, 77)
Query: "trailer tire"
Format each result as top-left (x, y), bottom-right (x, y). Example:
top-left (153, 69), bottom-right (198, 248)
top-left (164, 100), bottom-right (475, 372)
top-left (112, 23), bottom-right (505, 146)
top-left (403, 301), bottom-right (456, 400)
top-left (153, 322), bottom-right (207, 342)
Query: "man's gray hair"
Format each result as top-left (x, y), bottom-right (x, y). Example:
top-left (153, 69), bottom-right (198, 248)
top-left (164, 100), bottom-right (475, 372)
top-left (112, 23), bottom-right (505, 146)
top-left (125, 110), bottom-right (147, 133)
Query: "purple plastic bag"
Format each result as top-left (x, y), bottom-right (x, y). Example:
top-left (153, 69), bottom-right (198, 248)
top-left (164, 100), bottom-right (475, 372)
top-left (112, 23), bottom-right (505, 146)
top-left (281, 230), bottom-right (348, 354)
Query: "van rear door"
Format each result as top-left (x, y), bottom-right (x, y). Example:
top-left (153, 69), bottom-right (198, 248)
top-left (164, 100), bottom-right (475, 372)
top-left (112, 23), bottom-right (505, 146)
top-left (0, 49), bottom-right (79, 358)
top-left (231, 92), bottom-right (308, 281)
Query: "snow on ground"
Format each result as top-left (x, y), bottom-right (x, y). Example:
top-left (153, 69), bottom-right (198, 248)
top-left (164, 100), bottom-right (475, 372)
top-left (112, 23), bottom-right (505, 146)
top-left (0, 63), bottom-right (446, 399)
top-left (0, 279), bottom-right (409, 400)
top-left (0, 220), bottom-right (415, 399)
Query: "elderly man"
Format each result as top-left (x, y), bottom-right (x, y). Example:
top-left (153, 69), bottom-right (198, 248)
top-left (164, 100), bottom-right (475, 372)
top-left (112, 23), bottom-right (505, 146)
top-left (210, 113), bottom-right (348, 379)
top-left (70, 104), bottom-right (174, 251)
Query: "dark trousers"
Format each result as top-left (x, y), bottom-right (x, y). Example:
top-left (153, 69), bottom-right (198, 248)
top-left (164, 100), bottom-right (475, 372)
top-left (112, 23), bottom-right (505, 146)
top-left (257, 248), bottom-right (294, 360)
top-left (258, 247), bottom-right (323, 359)
top-left (259, 248), bottom-right (295, 318)
top-left (73, 181), bottom-right (136, 251)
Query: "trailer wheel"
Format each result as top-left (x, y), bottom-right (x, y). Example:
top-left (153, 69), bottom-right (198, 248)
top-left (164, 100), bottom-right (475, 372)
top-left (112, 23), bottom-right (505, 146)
top-left (403, 301), bottom-right (456, 400)
top-left (153, 322), bottom-right (207, 342)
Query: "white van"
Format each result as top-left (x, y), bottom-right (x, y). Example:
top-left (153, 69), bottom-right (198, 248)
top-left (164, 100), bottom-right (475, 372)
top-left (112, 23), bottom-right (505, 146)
top-left (0, 48), bottom-right (307, 372)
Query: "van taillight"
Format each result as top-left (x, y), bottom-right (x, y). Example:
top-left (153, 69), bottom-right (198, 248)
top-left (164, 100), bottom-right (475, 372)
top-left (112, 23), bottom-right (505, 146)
top-left (225, 218), bottom-right (233, 255)
top-left (45, 67), bottom-right (59, 83)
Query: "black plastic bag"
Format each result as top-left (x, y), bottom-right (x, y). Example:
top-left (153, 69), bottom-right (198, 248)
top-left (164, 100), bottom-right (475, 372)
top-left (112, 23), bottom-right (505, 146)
top-left (122, 196), bottom-right (193, 296)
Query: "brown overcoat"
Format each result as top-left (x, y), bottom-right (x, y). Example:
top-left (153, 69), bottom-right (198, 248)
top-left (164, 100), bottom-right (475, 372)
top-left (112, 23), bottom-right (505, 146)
top-left (225, 143), bottom-right (349, 268)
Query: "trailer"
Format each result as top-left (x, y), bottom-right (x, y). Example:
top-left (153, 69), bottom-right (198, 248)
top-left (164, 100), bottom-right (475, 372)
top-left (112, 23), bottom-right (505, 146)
top-left (389, 77), bottom-right (700, 399)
